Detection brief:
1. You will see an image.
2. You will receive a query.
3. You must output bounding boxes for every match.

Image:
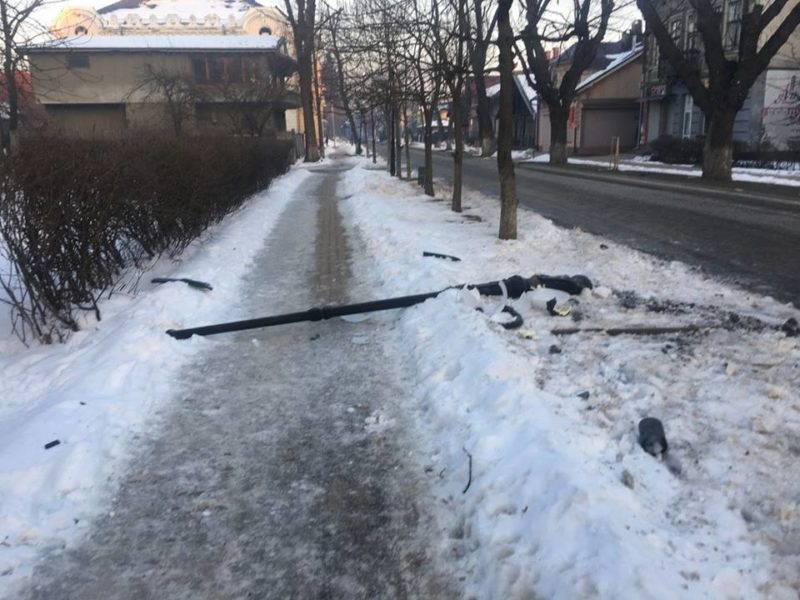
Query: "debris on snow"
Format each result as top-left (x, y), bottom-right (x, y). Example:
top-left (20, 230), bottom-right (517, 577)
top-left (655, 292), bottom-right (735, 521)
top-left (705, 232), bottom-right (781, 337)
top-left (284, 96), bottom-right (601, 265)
top-left (637, 417), bottom-right (668, 457)
top-left (422, 251), bottom-right (462, 262)
top-left (151, 277), bottom-right (213, 291)
top-left (339, 157), bottom-right (800, 599)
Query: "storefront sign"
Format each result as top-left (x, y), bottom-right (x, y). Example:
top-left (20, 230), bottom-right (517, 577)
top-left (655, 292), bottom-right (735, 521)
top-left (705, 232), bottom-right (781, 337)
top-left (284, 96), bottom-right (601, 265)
top-left (646, 84), bottom-right (667, 99)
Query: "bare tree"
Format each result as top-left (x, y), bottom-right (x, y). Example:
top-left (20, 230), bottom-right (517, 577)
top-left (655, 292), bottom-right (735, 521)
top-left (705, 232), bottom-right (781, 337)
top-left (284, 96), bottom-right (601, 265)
top-left (468, 0), bottom-right (498, 156)
top-left (0, 0), bottom-right (49, 150)
top-left (324, 7), bottom-right (362, 153)
top-left (129, 65), bottom-right (200, 135)
top-left (215, 60), bottom-right (292, 137)
top-left (284, 0), bottom-right (321, 161)
top-left (432, 0), bottom-right (472, 211)
top-left (496, 0), bottom-right (517, 239)
top-left (638, 0), bottom-right (800, 181)
top-left (408, 0), bottom-right (442, 196)
top-left (519, 0), bottom-right (614, 165)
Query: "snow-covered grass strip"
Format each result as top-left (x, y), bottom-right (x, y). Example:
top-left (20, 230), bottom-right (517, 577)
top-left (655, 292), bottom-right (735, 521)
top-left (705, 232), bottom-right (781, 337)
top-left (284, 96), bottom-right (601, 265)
top-left (529, 153), bottom-right (800, 187)
top-left (0, 167), bottom-right (311, 593)
top-left (339, 159), bottom-right (800, 599)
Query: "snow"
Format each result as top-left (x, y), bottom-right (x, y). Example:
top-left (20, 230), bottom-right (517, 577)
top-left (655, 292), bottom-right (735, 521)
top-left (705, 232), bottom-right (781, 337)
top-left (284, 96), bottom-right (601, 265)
top-left (514, 73), bottom-right (536, 107)
top-left (338, 157), bottom-right (800, 598)
top-left (3, 147), bottom-right (799, 597)
top-left (28, 34), bottom-right (283, 52)
top-left (485, 82), bottom-right (501, 97)
top-left (485, 75), bottom-right (536, 110)
top-left (0, 166), bottom-right (311, 593)
top-left (529, 153), bottom-right (800, 187)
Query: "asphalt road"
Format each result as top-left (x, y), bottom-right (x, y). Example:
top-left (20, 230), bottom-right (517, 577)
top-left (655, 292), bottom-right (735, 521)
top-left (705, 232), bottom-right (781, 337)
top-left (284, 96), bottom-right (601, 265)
top-left (404, 146), bottom-right (800, 307)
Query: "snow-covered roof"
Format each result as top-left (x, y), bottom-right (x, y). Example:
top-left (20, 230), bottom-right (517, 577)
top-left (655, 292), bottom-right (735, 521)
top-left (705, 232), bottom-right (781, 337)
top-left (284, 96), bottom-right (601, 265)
top-left (98, 0), bottom-right (277, 19)
top-left (576, 44), bottom-right (643, 92)
top-left (514, 73), bottom-right (536, 111)
top-left (485, 74), bottom-right (536, 116)
top-left (27, 34), bottom-right (284, 52)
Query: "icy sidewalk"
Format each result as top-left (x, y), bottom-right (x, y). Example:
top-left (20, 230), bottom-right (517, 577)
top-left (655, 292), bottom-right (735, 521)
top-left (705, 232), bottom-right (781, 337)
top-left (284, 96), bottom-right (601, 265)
top-left (13, 159), bottom-right (454, 599)
top-left (0, 168), bottom-right (311, 595)
top-left (339, 159), bottom-right (800, 599)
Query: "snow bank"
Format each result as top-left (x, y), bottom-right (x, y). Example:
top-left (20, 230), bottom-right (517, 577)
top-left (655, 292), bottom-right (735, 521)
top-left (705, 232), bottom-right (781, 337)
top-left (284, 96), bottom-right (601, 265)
top-left (339, 160), bottom-right (800, 599)
top-left (0, 167), bottom-right (310, 593)
top-left (530, 153), bottom-right (800, 187)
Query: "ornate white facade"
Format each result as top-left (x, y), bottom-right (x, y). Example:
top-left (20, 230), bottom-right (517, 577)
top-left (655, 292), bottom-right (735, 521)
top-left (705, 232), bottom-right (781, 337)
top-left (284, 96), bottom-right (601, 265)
top-left (51, 1), bottom-right (290, 41)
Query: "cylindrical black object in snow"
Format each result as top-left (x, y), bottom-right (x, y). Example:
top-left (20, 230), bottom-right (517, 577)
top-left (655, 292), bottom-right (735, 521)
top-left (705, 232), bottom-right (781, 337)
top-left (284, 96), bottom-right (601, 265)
top-left (166, 273), bottom-right (592, 340)
top-left (638, 417), bottom-right (668, 456)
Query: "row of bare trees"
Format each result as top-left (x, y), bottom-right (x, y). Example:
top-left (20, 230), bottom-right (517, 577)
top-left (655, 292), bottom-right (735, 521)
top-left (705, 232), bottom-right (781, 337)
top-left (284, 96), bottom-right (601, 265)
top-left (313, 0), bottom-right (621, 239)
top-left (308, 0), bottom-right (800, 242)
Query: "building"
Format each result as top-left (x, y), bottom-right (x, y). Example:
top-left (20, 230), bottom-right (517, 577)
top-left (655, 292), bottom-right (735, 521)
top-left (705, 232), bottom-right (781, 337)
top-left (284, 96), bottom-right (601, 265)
top-left (483, 74), bottom-right (538, 149)
top-left (571, 44), bottom-right (643, 154)
top-left (464, 73), bottom-right (537, 149)
top-left (537, 23), bottom-right (643, 154)
top-left (24, 0), bottom-right (306, 138)
top-left (641, 0), bottom-right (800, 151)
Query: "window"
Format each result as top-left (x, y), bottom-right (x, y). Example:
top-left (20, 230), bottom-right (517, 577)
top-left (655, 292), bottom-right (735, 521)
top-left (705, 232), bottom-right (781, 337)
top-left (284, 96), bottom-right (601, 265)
top-left (259, 26), bottom-right (272, 35)
top-left (192, 55), bottom-right (251, 84)
top-left (67, 54), bottom-right (90, 69)
top-left (686, 16), bottom-right (696, 51)
top-left (669, 18), bottom-right (682, 45)
top-left (725, 0), bottom-right (742, 50)
top-left (682, 94), bottom-right (693, 138)
top-left (74, 25), bottom-right (88, 36)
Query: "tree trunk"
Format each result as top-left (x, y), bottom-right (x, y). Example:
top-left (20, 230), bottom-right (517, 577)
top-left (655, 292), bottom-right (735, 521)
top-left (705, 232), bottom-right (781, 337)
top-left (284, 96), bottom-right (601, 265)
top-left (451, 86), bottom-right (464, 213)
top-left (313, 51), bottom-right (324, 158)
top-left (388, 106), bottom-right (395, 175)
top-left (497, 0), bottom-right (517, 240)
top-left (404, 102), bottom-right (411, 179)
top-left (371, 107), bottom-right (377, 164)
top-left (702, 108), bottom-right (737, 182)
top-left (548, 107), bottom-right (568, 165)
top-left (362, 113), bottom-right (369, 158)
top-left (424, 108), bottom-right (435, 197)
top-left (298, 48), bottom-right (320, 162)
top-left (347, 111), bottom-right (361, 155)
top-left (474, 70), bottom-right (495, 156)
top-left (395, 105), bottom-right (402, 178)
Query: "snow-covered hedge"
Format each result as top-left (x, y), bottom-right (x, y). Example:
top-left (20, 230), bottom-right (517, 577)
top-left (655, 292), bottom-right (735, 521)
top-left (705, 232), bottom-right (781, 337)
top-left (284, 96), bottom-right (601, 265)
top-left (0, 135), bottom-right (293, 343)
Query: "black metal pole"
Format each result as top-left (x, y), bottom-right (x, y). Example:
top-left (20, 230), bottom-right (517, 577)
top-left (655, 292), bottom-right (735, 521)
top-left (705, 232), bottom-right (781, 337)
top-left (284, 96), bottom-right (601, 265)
top-left (165, 274), bottom-right (591, 340)
top-left (167, 290), bottom-right (442, 340)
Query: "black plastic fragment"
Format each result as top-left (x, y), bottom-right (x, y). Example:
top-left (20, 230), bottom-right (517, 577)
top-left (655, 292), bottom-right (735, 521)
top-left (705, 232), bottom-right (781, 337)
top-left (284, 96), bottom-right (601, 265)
top-left (499, 306), bottom-right (524, 330)
top-left (44, 440), bottom-right (61, 450)
top-left (638, 418), bottom-right (668, 457)
top-left (475, 305), bottom-right (524, 330)
top-left (782, 317), bottom-right (799, 337)
top-left (152, 277), bottom-right (213, 291)
top-left (423, 251), bottom-right (462, 262)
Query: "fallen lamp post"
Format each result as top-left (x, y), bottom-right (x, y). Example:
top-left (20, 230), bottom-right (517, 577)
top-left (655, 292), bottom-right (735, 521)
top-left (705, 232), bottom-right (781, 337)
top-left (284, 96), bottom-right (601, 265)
top-left (166, 273), bottom-right (592, 340)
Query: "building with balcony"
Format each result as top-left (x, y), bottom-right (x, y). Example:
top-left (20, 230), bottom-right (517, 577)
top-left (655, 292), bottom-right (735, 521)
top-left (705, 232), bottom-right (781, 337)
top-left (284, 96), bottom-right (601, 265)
top-left (641, 0), bottom-right (800, 151)
top-left (23, 0), bottom-right (306, 138)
